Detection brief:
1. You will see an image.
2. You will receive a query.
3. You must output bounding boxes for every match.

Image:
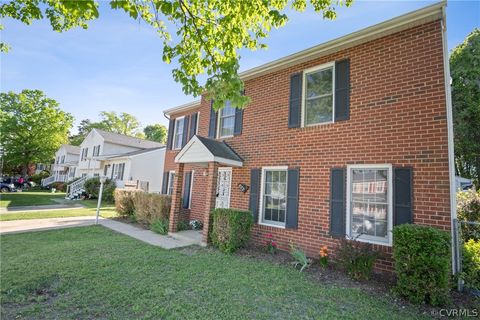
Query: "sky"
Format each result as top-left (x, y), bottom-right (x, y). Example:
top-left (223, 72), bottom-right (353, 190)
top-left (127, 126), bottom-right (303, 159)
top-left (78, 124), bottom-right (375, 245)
top-left (1, 0), bottom-right (479, 132)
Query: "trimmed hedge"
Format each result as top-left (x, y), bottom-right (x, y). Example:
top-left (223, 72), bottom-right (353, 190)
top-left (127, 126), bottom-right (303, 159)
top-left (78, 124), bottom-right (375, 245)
top-left (392, 224), bottom-right (451, 305)
top-left (114, 189), bottom-right (136, 217)
top-left (132, 192), bottom-right (171, 226)
top-left (211, 208), bottom-right (253, 253)
top-left (84, 178), bottom-right (116, 202)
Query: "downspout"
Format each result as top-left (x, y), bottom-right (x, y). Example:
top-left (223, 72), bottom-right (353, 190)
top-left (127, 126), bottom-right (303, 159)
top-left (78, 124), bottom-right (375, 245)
top-left (440, 4), bottom-right (458, 274)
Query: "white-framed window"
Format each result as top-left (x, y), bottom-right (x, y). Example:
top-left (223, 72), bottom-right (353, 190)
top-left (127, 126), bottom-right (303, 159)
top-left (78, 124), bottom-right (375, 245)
top-left (259, 166), bottom-right (288, 228)
top-left (217, 101), bottom-right (235, 138)
top-left (93, 145), bottom-right (101, 156)
top-left (346, 164), bottom-right (393, 245)
top-left (112, 163), bottom-right (125, 180)
top-left (302, 62), bottom-right (335, 126)
top-left (173, 117), bottom-right (185, 150)
top-left (194, 112), bottom-right (200, 135)
top-left (61, 155), bottom-right (65, 163)
top-left (167, 171), bottom-right (175, 195)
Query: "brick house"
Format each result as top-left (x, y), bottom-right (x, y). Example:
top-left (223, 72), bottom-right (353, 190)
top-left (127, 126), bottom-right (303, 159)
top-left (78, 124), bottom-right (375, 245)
top-left (161, 2), bottom-right (455, 272)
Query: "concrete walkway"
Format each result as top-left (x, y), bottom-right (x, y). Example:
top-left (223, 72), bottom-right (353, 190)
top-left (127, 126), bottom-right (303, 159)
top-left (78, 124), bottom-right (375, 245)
top-left (0, 217), bottom-right (204, 249)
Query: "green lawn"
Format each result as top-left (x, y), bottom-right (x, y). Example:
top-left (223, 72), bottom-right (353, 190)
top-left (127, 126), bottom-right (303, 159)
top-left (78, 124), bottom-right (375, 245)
top-left (0, 206), bottom-right (118, 221)
top-left (0, 227), bottom-right (429, 319)
top-left (0, 191), bottom-right (66, 207)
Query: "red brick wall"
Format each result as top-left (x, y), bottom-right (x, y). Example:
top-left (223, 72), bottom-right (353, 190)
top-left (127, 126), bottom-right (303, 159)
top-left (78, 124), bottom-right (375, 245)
top-left (164, 20), bottom-right (450, 272)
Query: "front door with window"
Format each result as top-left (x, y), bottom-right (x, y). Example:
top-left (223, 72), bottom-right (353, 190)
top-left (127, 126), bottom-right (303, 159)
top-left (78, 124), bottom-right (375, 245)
top-left (216, 168), bottom-right (232, 208)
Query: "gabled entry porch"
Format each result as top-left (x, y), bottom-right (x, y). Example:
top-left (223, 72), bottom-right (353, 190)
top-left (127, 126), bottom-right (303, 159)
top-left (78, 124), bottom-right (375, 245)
top-left (168, 136), bottom-right (243, 244)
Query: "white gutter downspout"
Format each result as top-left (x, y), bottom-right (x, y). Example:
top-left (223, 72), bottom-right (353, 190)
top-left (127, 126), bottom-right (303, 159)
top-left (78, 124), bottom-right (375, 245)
top-left (440, 4), bottom-right (458, 274)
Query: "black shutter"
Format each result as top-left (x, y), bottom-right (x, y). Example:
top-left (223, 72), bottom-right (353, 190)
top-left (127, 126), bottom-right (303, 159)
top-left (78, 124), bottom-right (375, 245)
top-left (182, 115), bottom-right (190, 147)
top-left (234, 90), bottom-right (245, 135)
top-left (286, 168), bottom-right (300, 229)
top-left (189, 112), bottom-right (198, 140)
top-left (234, 107), bottom-right (244, 136)
top-left (249, 168), bottom-right (261, 224)
top-left (208, 100), bottom-right (217, 138)
top-left (166, 119), bottom-right (175, 150)
top-left (162, 172), bottom-right (169, 195)
top-left (334, 59), bottom-right (350, 121)
top-left (288, 72), bottom-right (302, 128)
top-left (394, 167), bottom-right (413, 225)
top-left (182, 172), bottom-right (192, 209)
top-left (330, 168), bottom-right (346, 237)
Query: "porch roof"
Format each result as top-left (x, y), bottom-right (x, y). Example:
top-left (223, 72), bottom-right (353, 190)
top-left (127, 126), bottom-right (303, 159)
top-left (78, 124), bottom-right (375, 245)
top-left (175, 136), bottom-right (243, 167)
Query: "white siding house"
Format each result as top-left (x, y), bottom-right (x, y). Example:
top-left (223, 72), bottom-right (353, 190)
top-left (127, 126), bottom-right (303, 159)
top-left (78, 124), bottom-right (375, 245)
top-left (41, 145), bottom-right (80, 185)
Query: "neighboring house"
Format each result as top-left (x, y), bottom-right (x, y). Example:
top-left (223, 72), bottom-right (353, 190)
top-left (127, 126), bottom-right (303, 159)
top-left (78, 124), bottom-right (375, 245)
top-left (162, 2), bottom-right (456, 272)
top-left (34, 163), bottom-right (52, 175)
top-left (73, 129), bottom-right (165, 193)
top-left (455, 176), bottom-right (473, 191)
top-left (41, 144), bottom-right (80, 186)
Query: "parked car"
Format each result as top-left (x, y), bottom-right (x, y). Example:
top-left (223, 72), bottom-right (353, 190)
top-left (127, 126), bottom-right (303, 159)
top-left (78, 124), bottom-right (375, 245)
top-left (0, 181), bottom-right (16, 193)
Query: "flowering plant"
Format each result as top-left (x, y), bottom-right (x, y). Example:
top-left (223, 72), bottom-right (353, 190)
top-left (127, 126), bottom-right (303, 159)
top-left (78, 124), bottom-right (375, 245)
top-left (265, 233), bottom-right (278, 254)
top-left (319, 246), bottom-right (329, 268)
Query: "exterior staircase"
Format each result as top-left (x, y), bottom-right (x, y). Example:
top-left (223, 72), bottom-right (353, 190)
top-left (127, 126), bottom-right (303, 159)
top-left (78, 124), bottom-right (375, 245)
top-left (41, 174), bottom-right (68, 187)
top-left (65, 176), bottom-right (87, 199)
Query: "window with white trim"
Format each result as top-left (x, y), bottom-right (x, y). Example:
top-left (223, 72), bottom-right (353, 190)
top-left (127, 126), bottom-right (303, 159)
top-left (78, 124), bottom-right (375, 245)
top-left (113, 163), bottom-right (125, 180)
top-left (167, 171), bottom-right (175, 195)
top-left (173, 117), bottom-right (185, 150)
top-left (303, 62), bottom-right (334, 126)
top-left (260, 167), bottom-right (287, 227)
top-left (217, 101), bottom-right (235, 138)
top-left (347, 165), bottom-right (392, 245)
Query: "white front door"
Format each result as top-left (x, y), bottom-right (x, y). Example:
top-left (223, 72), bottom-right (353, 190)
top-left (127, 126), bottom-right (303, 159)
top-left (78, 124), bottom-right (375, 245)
top-left (216, 167), bottom-right (232, 208)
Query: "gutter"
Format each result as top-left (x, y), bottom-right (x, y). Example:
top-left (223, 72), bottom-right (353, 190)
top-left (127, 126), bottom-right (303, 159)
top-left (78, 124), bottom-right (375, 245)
top-left (441, 4), bottom-right (458, 274)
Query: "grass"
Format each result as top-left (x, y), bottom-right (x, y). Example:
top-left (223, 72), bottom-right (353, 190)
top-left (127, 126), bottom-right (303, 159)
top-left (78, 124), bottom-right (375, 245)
top-left (0, 227), bottom-right (430, 319)
top-left (0, 191), bottom-right (66, 207)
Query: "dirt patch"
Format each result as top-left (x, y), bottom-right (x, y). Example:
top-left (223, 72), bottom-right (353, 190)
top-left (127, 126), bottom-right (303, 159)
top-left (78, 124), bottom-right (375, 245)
top-left (235, 244), bottom-right (479, 319)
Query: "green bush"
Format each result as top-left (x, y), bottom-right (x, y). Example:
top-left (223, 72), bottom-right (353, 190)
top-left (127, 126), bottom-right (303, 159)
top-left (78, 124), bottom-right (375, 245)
top-left (457, 190), bottom-right (480, 241)
top-left (114, 189), bottom-right (136, 217)
top-left (392, 224), bottom-right (451, 305)
top-left (177, 220), bottom-right (190, 231)
top-left (211, 208), bottom-right (253, 253)
top-left (132, 192), bottom-right (171, 226)
top-left (51, 182), bottom-right (66, 192)
top-left (151, 218), bottom-right (169, 235)
top-left (84, 178), bottom-right (116, 202)
top-left (462, 239), bottom-right (480, 290)
top-left (30, 172), bottom-right (49, 184)
top-left (337, 236), bottom-right (378, 281)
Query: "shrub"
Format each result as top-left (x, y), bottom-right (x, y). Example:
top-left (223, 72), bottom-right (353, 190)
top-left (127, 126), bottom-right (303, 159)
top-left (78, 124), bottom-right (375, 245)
top-left (457, 190), bottom-right (480, 241)
top-left (84, 178), bottom-right (116, 202)
top-left (177, 220), bottom-right (190, 231)
top-left (132, 192), bottom-right (171, 226)
top-left (264, 233), bottom-right (278, 254)
top-left (337, 236), bottom-right (378, 281)
top-left (462, 239), bottom-right (480, 290)
top-left (30, 172), bottom-right (49, 184)
top-left (211, 208), bottom-right (253, 253)
top-left (51, 182), bottom-right (66, 192)
top-left (290, 243), bottom-right (311, 272)
top-left (151, 218), bottom-right (169, 235)
top-left (392, 224), bottom-right (451, 305)
top-left (114, 189), bottom-right (136, 217)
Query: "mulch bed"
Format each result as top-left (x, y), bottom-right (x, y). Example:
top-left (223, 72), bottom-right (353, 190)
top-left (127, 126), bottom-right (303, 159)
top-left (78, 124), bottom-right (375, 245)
top-left (234, 244), bottom-right (480, 319)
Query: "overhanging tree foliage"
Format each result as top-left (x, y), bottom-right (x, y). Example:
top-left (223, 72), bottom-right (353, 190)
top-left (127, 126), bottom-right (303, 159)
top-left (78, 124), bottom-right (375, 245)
top-left (144, 123), bottom-right (167, 143)
top-left (0, 0), bottom-right (352, 109)
top-left (451, 29), bottom-right (480, 187)
top-left (0, 90), bottom-right (73, 175)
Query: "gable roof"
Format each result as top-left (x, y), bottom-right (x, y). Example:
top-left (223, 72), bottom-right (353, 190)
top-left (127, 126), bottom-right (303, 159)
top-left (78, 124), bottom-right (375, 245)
top-left (175, 135), bottom-right (243, 167)
top-left (104, 147), bottom-right (165, 160)
top-left (61, 144), bottom-right (81, 155)
top-left (93, 129), bottom-right (164, 149)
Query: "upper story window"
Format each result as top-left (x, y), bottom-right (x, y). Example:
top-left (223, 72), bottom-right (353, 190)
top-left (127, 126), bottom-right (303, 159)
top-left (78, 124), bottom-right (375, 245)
top-left (173, 117), bottom-right (185, 150)
top-left (303, 62), bottom-right (334, 126)
top-left (93, 145), bottom-right (101, 156)
top-left (217, 101), bottom-right (235, 138)
top-left (61, 155), bottom-right (65, 163)
top-left (346, 165), bottom-right (392, 245)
